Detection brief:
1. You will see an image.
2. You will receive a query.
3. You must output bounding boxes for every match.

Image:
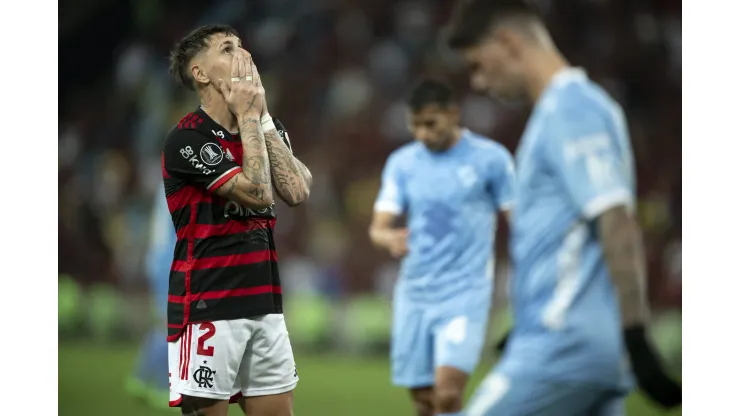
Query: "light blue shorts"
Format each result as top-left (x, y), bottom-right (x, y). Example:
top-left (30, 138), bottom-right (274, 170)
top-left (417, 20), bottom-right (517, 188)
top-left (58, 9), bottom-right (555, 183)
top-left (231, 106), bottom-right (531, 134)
top-left (390, 294), bottom-right (489, 388)
top-left (466, 371), bottom-right (625, 416)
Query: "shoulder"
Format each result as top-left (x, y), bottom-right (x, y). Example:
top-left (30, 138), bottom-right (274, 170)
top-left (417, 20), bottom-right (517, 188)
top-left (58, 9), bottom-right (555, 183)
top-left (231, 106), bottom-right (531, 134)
top-left (465, 130), bottom-right (514, 163)
top-left (548, 80), bottom-right (624, 127)
top-left (164, 113), bottom-right (216, 151)
top-left (386, 142), bottom-right (423, 166)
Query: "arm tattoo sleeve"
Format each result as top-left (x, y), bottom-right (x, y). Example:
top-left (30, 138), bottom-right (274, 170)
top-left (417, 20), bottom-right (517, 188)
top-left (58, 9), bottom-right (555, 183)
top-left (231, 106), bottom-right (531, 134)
top-left (239, 118), bottom-right (272, 200)
top-left (263, 128), bottom-right (312, 205)
top-left (295, 158), bottom-right (313, 189)
top-left (598, 206), bottom-right (649, 327)
top-left (240, 119), bottom-right (271, 184)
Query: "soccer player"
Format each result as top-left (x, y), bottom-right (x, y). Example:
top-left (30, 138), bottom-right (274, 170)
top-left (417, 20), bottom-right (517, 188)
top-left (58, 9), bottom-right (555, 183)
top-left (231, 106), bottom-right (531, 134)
top-left (125, 185), bottom-right (175, 407)
top-left (163, 24), bottom-right (312, 416)
top-left (445, 1), bottom-right (681, 414)
top-left (369, 79), bottom-right (515, 416)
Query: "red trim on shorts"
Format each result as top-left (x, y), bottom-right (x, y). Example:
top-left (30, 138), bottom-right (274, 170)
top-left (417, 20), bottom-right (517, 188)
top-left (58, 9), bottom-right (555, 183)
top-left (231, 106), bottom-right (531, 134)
top-left (180, 325), bottom-right (193, 381)
top-left (186, 325), bottom-right (193, 380)
top-left (169, 397), bottom-right (183, 407)
top-left (179, 326), bottom-right (185, 380)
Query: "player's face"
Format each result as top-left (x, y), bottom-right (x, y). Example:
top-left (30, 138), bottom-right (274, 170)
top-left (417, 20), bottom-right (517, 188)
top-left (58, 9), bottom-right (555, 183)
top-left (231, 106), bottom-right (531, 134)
top-left (407, 105), bottom-right (460, 152)
top-left (461, 33), bottom-right (528, 103)
top-left (192, 34), bottom-right (244, 89)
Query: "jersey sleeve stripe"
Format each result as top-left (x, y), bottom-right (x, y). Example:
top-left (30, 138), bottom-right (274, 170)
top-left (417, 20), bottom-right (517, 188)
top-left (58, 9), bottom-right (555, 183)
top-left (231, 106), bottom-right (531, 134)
top-left (582, 189), bottom-right (634, 220)
top-left (374, 200), bottom-right (402, 214)
top-left (206, 166), bottom-right (242, 191)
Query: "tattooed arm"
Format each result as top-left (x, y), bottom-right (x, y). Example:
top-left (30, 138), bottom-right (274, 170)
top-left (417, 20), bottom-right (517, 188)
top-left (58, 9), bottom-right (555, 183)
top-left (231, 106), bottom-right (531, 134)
top-left (263, 126), bottom-right (312, 206)
top-left (213, 117), bottom-right (273, 209)
top-left (599, 205), bottom-right (681, 407)
top-left (597, 206), bottom-right (648, 327)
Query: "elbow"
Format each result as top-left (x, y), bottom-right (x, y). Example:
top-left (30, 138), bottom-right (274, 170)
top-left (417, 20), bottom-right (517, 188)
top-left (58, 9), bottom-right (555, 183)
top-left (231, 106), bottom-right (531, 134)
top-left (259, 190), bottom-right (276, 209)
top-left (252, 198), bottom-right (274, 210)
top-left (368, 226), bottom-right (382, 248)
top-left (239, 186), bottom-right (274, 210)
top-left (283, 186), bottom-right (311, 207)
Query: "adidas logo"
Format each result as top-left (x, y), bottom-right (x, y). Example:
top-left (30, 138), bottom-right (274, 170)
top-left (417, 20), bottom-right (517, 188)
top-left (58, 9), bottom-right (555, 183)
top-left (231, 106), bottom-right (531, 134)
top-left (225, 149), bottom-right (235, 162)
top-left (196, 300), bottom-right (207, 310)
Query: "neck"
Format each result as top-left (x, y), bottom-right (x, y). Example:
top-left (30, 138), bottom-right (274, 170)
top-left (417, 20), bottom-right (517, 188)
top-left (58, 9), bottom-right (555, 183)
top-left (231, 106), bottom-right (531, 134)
top-left (199, 87), bottom-right (238, 133)
top-left (450, 126), bottom-right (463, 145)
top-left (441, 127), bottom-right (464, 151)
top-left (524, 48), bottom-right (569, 102)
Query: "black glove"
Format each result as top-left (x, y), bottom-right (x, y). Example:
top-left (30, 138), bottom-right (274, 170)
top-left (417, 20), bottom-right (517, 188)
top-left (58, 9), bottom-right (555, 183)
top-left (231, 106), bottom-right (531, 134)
top-left (273, 117), bottom-right (292, 154)
top-left (495, 330), bottom-right (510, 353)
top-left (624, 325), bottom-right (682, 409)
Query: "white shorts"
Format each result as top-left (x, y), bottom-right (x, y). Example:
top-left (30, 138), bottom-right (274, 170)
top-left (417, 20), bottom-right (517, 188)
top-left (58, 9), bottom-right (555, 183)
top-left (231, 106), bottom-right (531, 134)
top-left (168, 314), bottom-right (298, 407)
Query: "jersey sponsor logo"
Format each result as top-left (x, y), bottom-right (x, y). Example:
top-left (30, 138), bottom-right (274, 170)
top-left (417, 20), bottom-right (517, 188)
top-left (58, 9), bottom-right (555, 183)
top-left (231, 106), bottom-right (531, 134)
top-left (189, 156), bottom-right (215, 175)
top-left (180, 145), bottom-right (216, 175)
top-left (564, 134), bottom-right (621, 188)
top-left (457, 165), bottom-right (478, 188)
top-left (200, 143), bottom-right (224, 166)
top-left (224, 200), bottom-right (275, 218)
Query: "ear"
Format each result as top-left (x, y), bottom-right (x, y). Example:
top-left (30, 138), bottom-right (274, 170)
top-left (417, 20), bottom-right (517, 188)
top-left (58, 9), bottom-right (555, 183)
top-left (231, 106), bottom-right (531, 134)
top-left (445, 105), bottom-right (461, 124)
top-left (191, 63), bottom-right (210, 86)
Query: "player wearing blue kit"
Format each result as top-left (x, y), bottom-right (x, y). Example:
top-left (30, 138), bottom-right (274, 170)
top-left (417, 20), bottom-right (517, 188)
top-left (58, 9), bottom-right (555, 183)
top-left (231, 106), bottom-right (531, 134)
top-left (446, 1), bottom-right (682, 415)
top-left (369, 79), bottom-right (515, 416)
top-left (126, 186), bottom-right (176, 407)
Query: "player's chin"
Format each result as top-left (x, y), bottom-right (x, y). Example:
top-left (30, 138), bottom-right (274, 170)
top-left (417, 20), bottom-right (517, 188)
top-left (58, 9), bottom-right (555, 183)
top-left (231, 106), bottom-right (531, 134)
top-left (423, 141), bottom-right (446, 152)
top-left (490, 89), bottom-right (527, 108)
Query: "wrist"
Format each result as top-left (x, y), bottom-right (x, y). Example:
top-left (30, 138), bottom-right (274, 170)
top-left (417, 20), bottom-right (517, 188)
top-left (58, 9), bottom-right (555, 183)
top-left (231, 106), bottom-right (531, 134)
top-left (261, 113), bottom-right (276, 131)
top-left (238, 111), bottom-right (262, 123)
top-left (623, 325), bottom-right (656, 366)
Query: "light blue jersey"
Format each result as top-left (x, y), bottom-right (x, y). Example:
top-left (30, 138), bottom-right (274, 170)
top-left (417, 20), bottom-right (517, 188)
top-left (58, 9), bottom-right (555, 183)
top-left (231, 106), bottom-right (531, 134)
top-left (128, 186), bottom-right (177, 395)
top-left (468, 68), bottom-right (634, 416)
top-left (375, 129), bottom-right (515, 387)
top-left (147, 186), bottom-right (177, 316)
top-left (375, 129), bottom-right (515, 306)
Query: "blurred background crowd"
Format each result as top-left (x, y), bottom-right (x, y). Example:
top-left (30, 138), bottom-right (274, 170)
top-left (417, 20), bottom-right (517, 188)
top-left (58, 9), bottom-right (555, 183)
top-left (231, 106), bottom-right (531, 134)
top-left (59, 0), bottom-right (681, 414)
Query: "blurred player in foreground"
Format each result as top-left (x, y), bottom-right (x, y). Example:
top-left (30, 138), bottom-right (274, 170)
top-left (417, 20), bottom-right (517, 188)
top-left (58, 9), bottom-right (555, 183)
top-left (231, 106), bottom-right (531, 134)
top-left (369, 79), bottom-right (515, 416)
top-left (446, 1), bottom-right (681, 415)
top-left (164, 24), bottom-right (312, 416)
top-left (126, 185), bottom-right (175, 408)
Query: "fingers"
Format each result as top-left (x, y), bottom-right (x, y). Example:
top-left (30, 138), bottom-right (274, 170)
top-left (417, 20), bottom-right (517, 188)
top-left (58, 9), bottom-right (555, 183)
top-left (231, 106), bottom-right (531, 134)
top-left (237, 51), bottom-right (247, 80)
top-left (230, 50), bottom-right (240, 79)
top-left (244, 54), bottom-right (254, 85)
top-left (252, 61), bottom-right (265, 94)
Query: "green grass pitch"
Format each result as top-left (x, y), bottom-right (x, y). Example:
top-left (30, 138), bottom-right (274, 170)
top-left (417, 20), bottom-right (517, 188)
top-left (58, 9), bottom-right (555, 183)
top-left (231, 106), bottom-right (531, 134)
top-left (59, 343), bottom-right (681, 416)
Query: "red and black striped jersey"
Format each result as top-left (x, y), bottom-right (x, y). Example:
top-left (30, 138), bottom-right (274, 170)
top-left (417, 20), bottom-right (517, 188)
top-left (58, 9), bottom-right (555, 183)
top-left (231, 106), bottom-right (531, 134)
top-left (162, 107), bottom-right (282, 342)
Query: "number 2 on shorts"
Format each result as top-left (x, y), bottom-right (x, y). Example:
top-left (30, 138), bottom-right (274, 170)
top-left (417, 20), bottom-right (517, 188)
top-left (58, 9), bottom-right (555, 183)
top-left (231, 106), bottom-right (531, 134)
top-left (197, 322), bottom-right (216, 356)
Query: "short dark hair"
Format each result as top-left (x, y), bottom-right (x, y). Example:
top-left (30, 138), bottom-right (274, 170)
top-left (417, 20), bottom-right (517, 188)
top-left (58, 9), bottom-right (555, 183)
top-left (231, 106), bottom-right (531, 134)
top-left (406, 79), bottom-right (456, 112)
top-left (446, 0), bottom-right (542, 50)
top-left (169, 24), bottom-right (239, 91)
